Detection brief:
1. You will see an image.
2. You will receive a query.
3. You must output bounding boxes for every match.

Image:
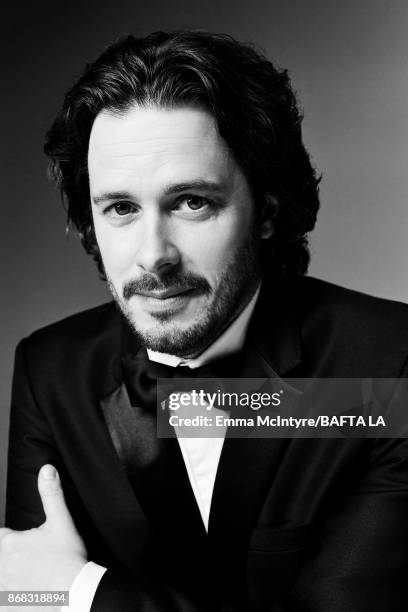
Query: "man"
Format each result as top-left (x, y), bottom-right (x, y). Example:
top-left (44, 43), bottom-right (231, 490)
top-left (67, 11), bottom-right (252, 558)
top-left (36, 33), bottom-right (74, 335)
top-left (3, 30), bottom-right (408, 611)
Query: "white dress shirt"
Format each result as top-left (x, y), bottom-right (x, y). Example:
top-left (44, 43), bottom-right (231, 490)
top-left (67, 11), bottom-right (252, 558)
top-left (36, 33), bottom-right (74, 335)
top-left (68, 286), bottom-right (260, 611)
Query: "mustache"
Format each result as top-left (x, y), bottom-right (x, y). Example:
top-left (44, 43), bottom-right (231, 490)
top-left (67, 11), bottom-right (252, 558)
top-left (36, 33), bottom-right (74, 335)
top-left (123, 272), bottom-right (211, 300)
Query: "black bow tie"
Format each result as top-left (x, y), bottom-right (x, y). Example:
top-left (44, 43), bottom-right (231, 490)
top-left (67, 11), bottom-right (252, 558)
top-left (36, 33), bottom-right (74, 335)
top-left (122, 347), bottom-right (244, 410)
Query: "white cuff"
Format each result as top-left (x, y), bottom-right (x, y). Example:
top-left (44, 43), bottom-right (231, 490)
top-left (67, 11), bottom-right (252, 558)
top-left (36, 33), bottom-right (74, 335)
top-left (68, 561), bottom-right (107, 612)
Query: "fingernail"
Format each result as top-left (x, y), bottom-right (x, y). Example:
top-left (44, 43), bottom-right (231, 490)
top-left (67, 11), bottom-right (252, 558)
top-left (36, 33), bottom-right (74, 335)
top-left (42, 465), bottom-right (57, 480)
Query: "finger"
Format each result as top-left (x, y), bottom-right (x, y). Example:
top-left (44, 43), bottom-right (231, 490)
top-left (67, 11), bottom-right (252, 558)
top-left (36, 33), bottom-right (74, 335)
top-left (37, 465), bottom-right (76, 532)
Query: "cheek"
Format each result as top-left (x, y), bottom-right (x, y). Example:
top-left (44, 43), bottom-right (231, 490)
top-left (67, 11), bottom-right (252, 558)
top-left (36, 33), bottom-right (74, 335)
top-left (93, 223), bottom-right (135, 277)
top-left (184, 215), bottom-right (250, 277)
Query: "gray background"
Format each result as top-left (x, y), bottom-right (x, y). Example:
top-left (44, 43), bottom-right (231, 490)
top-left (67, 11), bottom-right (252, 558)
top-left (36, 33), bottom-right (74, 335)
top-left (1, 0), bottom-right (408, 525)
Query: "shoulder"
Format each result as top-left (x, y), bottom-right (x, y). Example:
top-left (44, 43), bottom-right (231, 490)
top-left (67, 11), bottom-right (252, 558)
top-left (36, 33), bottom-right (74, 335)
top-left (11, 303), bottom-right (125, 430)
top-left (24, 301), bottom-right (118, 344)
top-left (16, 301), bottom-right (122, 371)
top-left (290, 277), bottom-right (408, 376)
top-left (297, 276), bottom-right (408, 330)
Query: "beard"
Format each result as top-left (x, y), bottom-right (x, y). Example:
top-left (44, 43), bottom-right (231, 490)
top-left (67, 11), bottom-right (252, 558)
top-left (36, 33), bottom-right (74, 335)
top-left (107, 230), bottom-right (261, 358)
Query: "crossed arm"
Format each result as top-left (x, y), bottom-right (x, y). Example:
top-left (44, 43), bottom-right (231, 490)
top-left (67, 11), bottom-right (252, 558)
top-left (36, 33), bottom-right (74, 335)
top-left (1, 464), bottom-right (205, 612)
top-left (4, 339), bottom-right (408, 611)
top-left (2, 340), bottom-right (214, 612)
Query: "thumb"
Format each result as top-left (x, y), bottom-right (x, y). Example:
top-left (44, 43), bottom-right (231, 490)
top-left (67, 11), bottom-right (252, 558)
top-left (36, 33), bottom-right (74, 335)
top-left (38, 464), bottom-right (76, 532)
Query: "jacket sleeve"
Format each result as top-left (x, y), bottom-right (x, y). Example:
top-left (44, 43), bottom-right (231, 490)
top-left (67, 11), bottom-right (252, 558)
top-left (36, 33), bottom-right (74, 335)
top-left (290, 439), bottom-right (408, 611)
top-left (6, 339), bottom-right (59, 528)
top-left (287, 368), bottom-right (408, 612)
top-left (90, 569), bottom-right (214, 612)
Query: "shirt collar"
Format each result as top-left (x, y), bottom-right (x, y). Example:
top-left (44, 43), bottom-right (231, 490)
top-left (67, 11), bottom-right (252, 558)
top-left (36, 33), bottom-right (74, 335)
top-left (147, 284), bottom-right (261, 369)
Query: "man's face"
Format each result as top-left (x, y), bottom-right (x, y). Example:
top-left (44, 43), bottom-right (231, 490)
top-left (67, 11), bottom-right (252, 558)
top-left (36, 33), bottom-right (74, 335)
top-left (88, 105), bottom-right (269, 357)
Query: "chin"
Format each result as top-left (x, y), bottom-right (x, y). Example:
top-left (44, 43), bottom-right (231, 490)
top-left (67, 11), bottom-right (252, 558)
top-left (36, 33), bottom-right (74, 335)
top-left (135, 330), bottom-right (200, 356)
top-left (126, 315), bottom-right (216, 356)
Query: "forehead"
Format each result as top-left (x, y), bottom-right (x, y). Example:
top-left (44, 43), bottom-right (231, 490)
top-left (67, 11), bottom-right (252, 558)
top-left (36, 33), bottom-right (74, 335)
top-left (88, 105), bottom-right (236, 190)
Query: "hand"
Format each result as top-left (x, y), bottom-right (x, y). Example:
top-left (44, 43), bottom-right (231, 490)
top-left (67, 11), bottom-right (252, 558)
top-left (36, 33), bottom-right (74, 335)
top-left (0, 465), bottom-right (87, 609)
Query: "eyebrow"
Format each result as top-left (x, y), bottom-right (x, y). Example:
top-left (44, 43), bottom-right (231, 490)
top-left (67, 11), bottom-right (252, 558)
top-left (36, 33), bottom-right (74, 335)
top-left (92, 191), bottom-right (134, 205)
top-left (163, 180), bottom-right (227, 196)
top-left (92, 180), bottom-right (227, 205)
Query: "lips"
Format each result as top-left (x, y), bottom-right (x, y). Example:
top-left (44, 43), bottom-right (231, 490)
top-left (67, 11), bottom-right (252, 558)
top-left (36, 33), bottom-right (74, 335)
top-left (136, 288), bottom-right (193, 300)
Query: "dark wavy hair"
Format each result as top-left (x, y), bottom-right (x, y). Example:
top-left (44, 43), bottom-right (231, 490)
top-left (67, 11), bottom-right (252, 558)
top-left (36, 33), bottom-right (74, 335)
top-left (44, 30), bottom-right (320, 279)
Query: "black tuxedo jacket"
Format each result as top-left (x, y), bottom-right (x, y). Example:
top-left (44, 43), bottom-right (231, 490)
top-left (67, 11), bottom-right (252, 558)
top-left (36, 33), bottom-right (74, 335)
top-left (6, 277), bottom-right (408, 611)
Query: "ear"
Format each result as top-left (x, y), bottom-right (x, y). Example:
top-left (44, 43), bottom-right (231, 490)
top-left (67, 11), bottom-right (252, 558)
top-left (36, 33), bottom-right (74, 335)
top-left (260, 195), bottom-right (278, 240)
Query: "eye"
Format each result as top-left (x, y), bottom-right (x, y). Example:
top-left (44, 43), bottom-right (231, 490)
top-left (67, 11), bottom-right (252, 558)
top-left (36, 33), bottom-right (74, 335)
top-left (111, 202), bottom-right (134, 216)
top-left (184, 196), bottom-right (207, 210)
top-left (101, 201), bottom-right (138, 225)
top-left (175, 195), bottom-right (212, 212)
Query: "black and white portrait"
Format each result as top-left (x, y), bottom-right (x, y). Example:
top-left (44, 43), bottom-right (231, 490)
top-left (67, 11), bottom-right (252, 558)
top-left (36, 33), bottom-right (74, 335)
top-left (1, 2), bottom-right (408, 610)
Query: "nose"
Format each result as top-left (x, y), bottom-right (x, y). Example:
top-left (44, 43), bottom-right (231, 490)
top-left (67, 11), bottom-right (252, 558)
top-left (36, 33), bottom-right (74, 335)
top-left (136, 212), bottom-right (180, 274)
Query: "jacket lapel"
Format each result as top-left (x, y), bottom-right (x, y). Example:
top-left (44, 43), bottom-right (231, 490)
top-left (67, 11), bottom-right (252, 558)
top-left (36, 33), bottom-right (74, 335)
top-left (208, 279), bottom-right (303, 586)
top-left (100, 382), bottom-right (207, 532)
top-left (53, 306), bottom-right (153, 572)
top-left (98, 315), bottom-right (207, 564)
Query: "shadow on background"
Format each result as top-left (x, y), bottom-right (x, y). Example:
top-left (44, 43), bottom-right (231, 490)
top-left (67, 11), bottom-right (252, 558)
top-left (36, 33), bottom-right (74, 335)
top-left (1, 0), bottom-right (408, 524)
